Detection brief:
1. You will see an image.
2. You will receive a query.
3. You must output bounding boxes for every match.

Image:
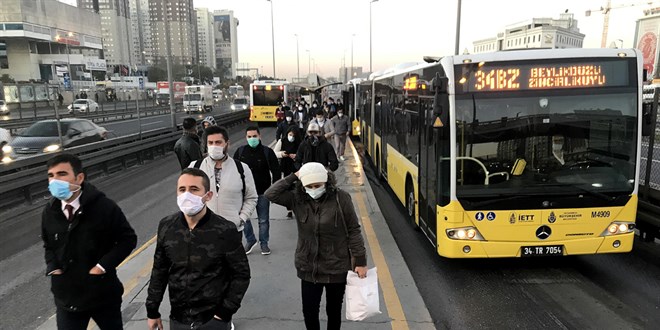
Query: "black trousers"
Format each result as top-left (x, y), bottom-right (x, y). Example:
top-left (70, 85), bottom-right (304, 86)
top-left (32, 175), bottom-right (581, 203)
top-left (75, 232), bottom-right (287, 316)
top-left (56, 303), bottom-right (122, 330)
top-left (301, 280), bottom-right (346, 330)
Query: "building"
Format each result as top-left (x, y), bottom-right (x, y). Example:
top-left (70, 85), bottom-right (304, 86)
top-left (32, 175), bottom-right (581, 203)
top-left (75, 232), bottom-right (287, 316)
top-left (78, 0), bottom-right (133, 74)
top-left (213, 10), bottom-right (239, 79)
top-left (338, 66), bottom-right (364, 83)
top-left (473, 13), bottom-right (585, 54)
top-left (149, 0), bottom-right (196, 66)
top-left (129, 0), bottom-right (152, 67)
top-left (0, 0), bottom-right (104, 87)
top-left (195, 8), bottom-right (215, 69)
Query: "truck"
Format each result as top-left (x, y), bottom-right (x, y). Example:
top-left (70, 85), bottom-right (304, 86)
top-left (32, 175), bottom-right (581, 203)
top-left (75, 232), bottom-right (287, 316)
top-left (156, 81), bottom-right (186, 106)
top-left (183, 85), bottom-right (213, 113)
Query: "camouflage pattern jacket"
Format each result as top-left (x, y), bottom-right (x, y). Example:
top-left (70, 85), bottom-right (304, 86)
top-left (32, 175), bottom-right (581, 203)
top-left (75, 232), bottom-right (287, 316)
top-left (145, 209), bottom-right (250, 323)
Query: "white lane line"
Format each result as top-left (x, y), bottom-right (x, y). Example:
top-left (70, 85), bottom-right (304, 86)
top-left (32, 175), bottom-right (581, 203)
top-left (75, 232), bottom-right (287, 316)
top-left (141, 120), bottom-right (164, 126)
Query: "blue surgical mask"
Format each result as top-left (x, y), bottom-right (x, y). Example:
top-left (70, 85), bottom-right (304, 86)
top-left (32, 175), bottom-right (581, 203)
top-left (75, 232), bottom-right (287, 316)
top-left (48, 179), bottom-right (80, 201)
top-left (305, 186), bottom-right (326, 199)
top-left (247, 137), bottom-right (260, 148)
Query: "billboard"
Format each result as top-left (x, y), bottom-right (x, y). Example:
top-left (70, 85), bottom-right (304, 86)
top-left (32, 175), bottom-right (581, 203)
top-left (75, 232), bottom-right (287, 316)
top-left (214, 14), bottom-right (233, 77)
top-left (635, 15), bottom-right (660, 79)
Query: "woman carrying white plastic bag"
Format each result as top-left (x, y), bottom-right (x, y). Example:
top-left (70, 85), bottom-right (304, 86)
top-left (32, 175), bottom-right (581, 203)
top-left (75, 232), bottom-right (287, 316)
top-left (345, 267), bottom-right (381, 321)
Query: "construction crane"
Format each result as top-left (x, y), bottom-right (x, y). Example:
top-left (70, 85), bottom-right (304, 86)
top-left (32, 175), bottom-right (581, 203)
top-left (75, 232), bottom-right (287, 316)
top-left (585, 0), bottom-right (657, 48)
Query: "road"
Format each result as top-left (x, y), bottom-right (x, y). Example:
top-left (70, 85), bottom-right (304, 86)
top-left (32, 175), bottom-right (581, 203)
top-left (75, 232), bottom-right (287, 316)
top-left (359, 142), bottom-right (660, 329)
top-left (1, 100), bottom-right (162, 121)
top-left (0, 124), bottom-right (278, 330)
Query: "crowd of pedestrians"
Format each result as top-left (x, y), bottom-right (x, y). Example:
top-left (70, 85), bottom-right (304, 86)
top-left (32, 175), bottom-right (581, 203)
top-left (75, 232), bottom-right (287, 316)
top-left (42, 96), bottom-right (366, 330)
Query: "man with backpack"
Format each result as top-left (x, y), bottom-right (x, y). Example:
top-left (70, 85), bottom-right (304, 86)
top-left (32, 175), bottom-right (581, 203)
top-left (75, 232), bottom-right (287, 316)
top-left (189, 126), bottom-right (258, 253)
top-left (234, 126), bottom-right (281, 255)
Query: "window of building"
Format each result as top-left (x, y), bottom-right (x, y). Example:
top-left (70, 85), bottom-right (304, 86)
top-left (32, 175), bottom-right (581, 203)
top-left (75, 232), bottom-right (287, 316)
top-left (4, 23), bottom-right (24, 30)
top-left (0, 40), bottom-right (8, 69)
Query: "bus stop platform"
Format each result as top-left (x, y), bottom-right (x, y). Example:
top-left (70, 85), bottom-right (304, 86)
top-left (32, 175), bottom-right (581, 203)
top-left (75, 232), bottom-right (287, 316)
top-left (36, 139), bottom-right (434, 330)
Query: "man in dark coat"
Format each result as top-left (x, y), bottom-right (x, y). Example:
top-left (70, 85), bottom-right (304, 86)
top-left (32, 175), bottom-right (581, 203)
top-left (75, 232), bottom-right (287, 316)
top-left (275, 110), bottom-right (299, 141)
top-left (294, 123), bottom-right (339, 171)
top-left (174, 117), bottom-right (203, 169)
top-left (42, 153), bottom-right (137, 330)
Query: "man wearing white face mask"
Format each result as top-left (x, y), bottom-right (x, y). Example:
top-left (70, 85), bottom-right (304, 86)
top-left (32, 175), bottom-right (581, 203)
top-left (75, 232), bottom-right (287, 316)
top-left (189, 126), bottom-right (259, 253)
top-left (331, 109), bottom-right (351, 161)
top-left (146, 168), bottom-right (250, 330)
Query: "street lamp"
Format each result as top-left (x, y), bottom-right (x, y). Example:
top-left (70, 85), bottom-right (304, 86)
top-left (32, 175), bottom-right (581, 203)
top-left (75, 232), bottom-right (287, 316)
top-left (267, 0), bottom-right (276, 78)
top-left (294, 34), bottom-right (300, 81)
top-left (455, 0), bottom-right (462, 55)
top-left (351, 34), bottom-right (355, 79)
top-left (198, 60), bottom-right (202, 84)
top-left (369, 0), bottom-right (378, 74)
top-left (306, 49), bottom-right (311, 76)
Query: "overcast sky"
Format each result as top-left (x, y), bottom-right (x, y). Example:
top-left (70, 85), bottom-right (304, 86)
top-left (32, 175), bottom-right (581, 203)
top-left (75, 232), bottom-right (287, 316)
top-left (62, 0), bottom-right (657, 80)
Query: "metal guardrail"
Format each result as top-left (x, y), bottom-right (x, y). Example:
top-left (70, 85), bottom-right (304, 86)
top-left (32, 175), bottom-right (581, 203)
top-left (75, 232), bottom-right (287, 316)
top-left (0, 110), bottom-right (248, 210)
top-left (637, 87), bottom-right (660, 241)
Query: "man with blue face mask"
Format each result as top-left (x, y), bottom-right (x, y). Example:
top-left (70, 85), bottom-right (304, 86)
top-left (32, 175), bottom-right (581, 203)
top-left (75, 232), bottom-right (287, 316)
top-left (42, 153), bottom-right (137, 330)
top-left (234, 126), bottom-right (281, 255)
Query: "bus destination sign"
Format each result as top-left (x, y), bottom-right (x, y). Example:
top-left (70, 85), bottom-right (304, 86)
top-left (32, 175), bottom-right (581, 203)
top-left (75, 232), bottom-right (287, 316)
top-left (456, 60), bottom-right (630, 93)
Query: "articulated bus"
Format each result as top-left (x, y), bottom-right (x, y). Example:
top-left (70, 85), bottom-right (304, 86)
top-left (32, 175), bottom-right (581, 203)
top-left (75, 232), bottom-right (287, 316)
top-left (356, 48), bottom-right (644, 258)
top-left (249, 80), bottom-right (289, 123)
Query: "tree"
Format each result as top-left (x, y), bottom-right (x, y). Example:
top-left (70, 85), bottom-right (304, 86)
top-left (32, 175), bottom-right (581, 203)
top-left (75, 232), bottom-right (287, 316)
top-left (147, 66), bottom-right (167, 82)
top-left (0, 74), bottom-right (15, 83)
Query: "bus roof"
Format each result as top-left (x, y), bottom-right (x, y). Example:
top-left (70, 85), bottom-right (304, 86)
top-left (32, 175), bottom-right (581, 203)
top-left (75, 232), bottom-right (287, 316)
top-left (251, 80), bottom-right (289, 85)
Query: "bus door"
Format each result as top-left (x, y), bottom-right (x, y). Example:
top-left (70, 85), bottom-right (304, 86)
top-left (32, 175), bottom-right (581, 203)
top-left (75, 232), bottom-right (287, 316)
top-left (417, 96), bottom-right (437, 241)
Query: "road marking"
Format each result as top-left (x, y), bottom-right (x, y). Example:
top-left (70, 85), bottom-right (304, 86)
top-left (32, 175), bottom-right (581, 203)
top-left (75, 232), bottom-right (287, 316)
top-left (349, 141), bottom-right (409, 330)
top-left (141, 121), bottom-right (164, 126)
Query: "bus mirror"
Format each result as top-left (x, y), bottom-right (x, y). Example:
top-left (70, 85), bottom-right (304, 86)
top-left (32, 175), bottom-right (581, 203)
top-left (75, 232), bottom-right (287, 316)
top-left (432, 74), bottom-right (449, 116)
top-left (643, 69), bottom-right (649, 82)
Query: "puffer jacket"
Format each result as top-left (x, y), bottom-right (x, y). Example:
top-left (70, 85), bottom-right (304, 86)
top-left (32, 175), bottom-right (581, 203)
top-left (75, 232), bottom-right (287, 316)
top-left (146, 209), bottom-right (251, 323)
top-left (265, 173), bottom-right (366, 283)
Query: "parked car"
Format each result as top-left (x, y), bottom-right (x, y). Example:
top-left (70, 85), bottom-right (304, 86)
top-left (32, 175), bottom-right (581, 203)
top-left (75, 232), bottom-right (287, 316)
top-left (230, 97), bottom-right (248, 111)
top-left (1, 127), bottom-right (11, 161)
top-left (4, 119), bottom-right (107, 159)
top-left (68, 99), bottom-right (99, 114)
top-left (0, 100), bottom-right (9, 115)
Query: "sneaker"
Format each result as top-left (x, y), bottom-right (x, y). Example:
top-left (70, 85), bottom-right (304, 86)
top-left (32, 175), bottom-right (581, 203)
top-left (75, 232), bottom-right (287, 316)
top-left (244, 240), bottom-right (258, 255)
top-left (340, 156), bottom-right (345, 161)
top-left (230, 321), bottom-right (235, 330)
top-left (261, 245), bottom-right (271, 255)
top-left (286, 211), bottom-right (292, 218)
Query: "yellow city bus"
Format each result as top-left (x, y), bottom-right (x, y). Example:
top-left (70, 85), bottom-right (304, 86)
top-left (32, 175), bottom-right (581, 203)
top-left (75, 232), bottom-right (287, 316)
top-left (249, 80), bottom-right (289, 123)
top-left (357, 49), bottom-right (644, 258)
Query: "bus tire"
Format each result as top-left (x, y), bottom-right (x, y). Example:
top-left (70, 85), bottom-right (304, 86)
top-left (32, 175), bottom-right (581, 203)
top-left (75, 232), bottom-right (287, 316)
top-left (406, 177), bottom-right (420, 230)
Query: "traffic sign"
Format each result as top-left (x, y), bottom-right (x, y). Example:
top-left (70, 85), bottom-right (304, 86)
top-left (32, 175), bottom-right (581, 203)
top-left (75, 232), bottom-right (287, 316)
top-left (138, 77), bottom-right (144, 90)
top-left (63, 73), bottom-right (71, 91)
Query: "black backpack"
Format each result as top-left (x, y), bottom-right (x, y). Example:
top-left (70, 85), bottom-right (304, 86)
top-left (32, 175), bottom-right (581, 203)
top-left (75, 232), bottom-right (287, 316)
top-left (193, 158), bottom-right (245, 198)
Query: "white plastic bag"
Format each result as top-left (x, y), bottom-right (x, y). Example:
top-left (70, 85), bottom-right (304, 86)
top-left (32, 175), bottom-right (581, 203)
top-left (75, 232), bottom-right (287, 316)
top-left (345, 267), bottom-right (381, 321)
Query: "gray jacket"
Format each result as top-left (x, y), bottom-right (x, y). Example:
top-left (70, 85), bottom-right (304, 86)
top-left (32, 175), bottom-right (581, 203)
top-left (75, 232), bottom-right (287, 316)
top-left (331, 115), bottom-right (351, 135)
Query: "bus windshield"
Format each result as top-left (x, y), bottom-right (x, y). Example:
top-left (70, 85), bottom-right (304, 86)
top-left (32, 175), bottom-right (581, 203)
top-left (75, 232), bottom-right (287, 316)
top-left (253, 89), bottom-right (283, 106)
top-left (454, 90), bottom-right (637, 207)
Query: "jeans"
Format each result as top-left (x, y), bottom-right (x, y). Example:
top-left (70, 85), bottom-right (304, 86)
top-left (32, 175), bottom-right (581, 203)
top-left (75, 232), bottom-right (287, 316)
top-left (301, 280), bottom-right (347, 330)
top-left (56, 303), bottom-right (123, 330)
top-left (243, 195), bottom-right (270, 247)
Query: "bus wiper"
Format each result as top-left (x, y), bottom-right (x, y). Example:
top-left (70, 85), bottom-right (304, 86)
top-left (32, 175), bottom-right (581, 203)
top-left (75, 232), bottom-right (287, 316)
top-left (566, 185), bottom-right (616, 202)
top-left (467, 195), bottom-right (531, 209)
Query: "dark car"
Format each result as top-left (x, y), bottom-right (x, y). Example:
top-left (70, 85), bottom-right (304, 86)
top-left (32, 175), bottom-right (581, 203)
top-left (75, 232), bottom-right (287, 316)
top-left (5, 119), bottom-right (107, 159)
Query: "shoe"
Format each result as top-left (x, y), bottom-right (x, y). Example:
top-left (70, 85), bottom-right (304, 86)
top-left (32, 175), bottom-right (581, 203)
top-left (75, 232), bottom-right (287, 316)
top-left (286, 211), bottom-right (292, 218)
top-left (340, 156), bottom-right (345, 161)
top-left (230, 321), bottom-right (235, 330)
top-left (244, 240), bottom-right (257, 255)
top-left (261, 245), bottom-right (271, 255)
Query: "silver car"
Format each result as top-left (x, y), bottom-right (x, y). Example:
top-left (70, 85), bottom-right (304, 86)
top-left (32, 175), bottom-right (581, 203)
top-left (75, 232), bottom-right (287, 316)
top-left (68, 99), bottom-right (99, 114)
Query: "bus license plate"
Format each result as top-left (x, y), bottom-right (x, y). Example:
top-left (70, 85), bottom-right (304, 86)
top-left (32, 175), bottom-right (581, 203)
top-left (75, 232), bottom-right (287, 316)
top-left (521, 245), bottom-right (563, 257)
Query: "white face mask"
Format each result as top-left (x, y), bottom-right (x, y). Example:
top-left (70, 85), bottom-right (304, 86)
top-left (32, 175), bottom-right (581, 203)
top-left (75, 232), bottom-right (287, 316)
top-left (305, 186), bottom-right (326, 199)
top-left (177, 192), bottom-right (207, 216)
top-left (337, 113), bottom-right (343, 117)
top-left (552, 143), bottom-right (562, 152)
top-left (298, 106), bottom-right (303, 110)
top-left (207, 145), bottom-right (225, 160)
top-left (287, 135), bottom-right (295, 142)
top-left (286, 116), bottom-right (292, 122)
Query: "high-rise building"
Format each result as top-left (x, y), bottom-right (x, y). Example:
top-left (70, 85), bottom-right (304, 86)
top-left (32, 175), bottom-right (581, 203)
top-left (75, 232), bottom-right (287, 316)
top-left (213, 10), bottom-right (239, 79)
top-left (129, 0), bottom-right (152, 67)
top-left (196, 8), bottom-right (215, 70)
top-left (473, 13), bottom-right (585, 54)
top-left (78, 0), bottom-right (133, 73)
top-left (149, 0), bottom-right (196, 66)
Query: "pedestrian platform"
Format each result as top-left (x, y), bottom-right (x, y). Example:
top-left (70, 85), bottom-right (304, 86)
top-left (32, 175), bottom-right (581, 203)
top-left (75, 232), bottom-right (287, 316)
top-left (36, 139), bottom-right (434, 330)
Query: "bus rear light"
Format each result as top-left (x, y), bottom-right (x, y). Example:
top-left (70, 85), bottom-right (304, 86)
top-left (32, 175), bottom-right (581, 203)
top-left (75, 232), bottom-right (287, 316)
top-left (446, 227), bottom-right (484, 241)
top-left (600, 221), bottom-right (635, 236)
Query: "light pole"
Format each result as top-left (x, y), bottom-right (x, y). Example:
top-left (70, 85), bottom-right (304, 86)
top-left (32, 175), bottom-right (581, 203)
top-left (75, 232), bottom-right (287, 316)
top-left (198, 60), bottom-right (202, 84)
top-left (455, 0), bottom-right (462, 55)
top-left (312, 58), bottom-right (315, 75)
top-left (306, 49), bottom-right (310, 76)
top-left (267, 0), bottom-right (276, 78)
top-left (294, 34), bottom-right (300, 81)
top-left (351, 34), bottom-right (355, 79)
top-left (369, 0), bottom-right (379, 74)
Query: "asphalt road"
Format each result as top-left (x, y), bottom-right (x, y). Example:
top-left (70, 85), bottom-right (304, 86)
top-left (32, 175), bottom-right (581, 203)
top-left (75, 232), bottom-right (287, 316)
top-left (1, 100), bottom-right (162, 121)
top-left (0, 124), bottom-right (277, 330)
top-left (358, 142), bottom-right (660, 329)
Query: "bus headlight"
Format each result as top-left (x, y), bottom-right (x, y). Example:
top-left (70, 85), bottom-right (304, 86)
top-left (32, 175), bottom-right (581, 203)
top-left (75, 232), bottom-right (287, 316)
top-left (446, 227), bottom-right (484, 241)
top-left (231, 105), bottom-right (236, 110)
top-left (600, 221), bottom-right (635, 236)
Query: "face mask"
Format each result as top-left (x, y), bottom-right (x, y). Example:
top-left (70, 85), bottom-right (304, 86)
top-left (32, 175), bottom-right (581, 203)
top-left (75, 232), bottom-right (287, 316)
top-left (310, 135), bottom-right (320, 146)
top-left (286, 116), bottom-right (292, 122)
top-left (338, 113), bottom-right (343, 117)
top-left (298, 106), bottom-right (303, 110)
top-left (313, 103), bottom-right (317, 107)
top-left (247, 137), bottom-right (260, 148)
top-left (208, 145), bottom-right (225, 160)
top-left (48, 179), bottom-right (81, 201)
top-left (305, 186), bottom-right (326, 199)
top-left (177, 192), bottom-right (206, 216)
top-left (552, 143), bottom-right (562, 152)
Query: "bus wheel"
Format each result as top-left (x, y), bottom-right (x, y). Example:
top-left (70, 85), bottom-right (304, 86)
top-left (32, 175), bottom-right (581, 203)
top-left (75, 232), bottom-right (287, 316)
top-left (406, 179), bottom-right (420, 230)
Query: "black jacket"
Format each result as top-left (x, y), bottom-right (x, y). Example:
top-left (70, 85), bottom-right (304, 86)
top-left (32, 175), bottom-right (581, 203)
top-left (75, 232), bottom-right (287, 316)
top-left (234, 143), bottom-right (281, 195)
top-left (265, 173), bottom-right (367, 283)
top-left (174, 132), bottom-right (203, 169)
top-left (294, 136), bottom-right (339, 171)
top-left (276, 119), bottom-right (299, 141)
top-left (41, 182), bottom-right (137, 311)
top-left (146, 209), bottom-right (251, 323)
